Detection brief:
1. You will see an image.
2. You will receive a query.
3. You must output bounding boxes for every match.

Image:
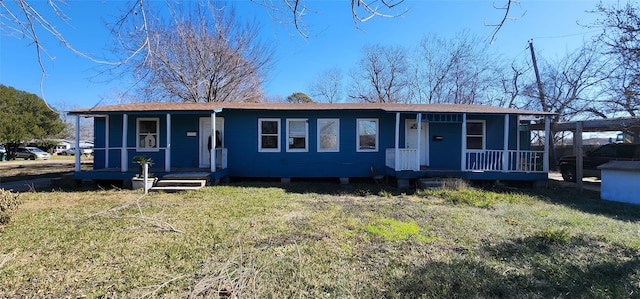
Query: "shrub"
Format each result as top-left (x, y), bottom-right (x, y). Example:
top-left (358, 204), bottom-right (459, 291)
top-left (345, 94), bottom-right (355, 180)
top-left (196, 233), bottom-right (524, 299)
top-left (0, 189), bottom-right (20, 225)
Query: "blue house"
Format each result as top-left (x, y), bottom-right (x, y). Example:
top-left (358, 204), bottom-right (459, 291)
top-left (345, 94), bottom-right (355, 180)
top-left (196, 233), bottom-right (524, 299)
top-left (68, 102), bottom-right (553, 187)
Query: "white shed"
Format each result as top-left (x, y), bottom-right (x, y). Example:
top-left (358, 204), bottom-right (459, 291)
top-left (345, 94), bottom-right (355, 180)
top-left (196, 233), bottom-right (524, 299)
top-left (597, 161), bottom-right (640, 204)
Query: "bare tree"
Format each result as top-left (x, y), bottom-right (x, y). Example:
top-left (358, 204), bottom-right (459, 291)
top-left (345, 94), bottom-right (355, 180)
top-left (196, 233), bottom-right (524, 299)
top-left (589, 1), bottom-right (640, 117)
top-left (348, 44), bottom-right (410, 103)
top-left (112, 3), bottom-right (272, 103)
top-left (410, 32), bottom-right (502, 104)
top-left (518, 44), bottom-right (609, 123)
top-left (308, 67), bottom-right (343, 103)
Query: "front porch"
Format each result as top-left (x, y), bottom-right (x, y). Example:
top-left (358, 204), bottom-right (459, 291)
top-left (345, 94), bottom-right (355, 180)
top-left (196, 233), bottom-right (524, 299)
top-left (385, 148), bottom-right (548, 181)
top-left (383, 111), bottom-right (551, 182)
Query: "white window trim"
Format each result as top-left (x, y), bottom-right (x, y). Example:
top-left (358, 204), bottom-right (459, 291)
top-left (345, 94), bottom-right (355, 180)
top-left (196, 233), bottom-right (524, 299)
top-left (286, 118), bottom-right (309, 152)
top-left (466, 120), bottom-right (486, 151)
top-left (356, 118), bottom-right (379, 152)
top-left (136, 117), bottom-right (160, 152)
top-left (317, 118), bottom-right (340, 153)
top-left (258, 118), bottom-right (281, 152)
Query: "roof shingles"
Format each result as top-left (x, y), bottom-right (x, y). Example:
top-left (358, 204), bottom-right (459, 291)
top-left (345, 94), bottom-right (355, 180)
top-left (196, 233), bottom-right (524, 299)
top-left (69, 102), bottom-right (554, 116)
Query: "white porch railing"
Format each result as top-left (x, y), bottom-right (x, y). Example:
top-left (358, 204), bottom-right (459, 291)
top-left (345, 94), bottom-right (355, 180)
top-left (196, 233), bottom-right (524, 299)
top-left (215, 148), bottom-right (228, 169)
top-left (385, 148), bottom-right (545, 173)
top-left (464, 150), bottom-right (545, 173)
top-left (385, 148), bottom-right (419, 171)
top-left (507, 150), bottom-right (544, 172)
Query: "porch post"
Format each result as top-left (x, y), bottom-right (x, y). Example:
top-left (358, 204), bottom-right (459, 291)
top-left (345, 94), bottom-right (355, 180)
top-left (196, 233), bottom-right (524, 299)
top-left (394, 112), bottom-right (400, 171)
top-left (575, 121), bottom-right (583, 191)
top-left (165, 113), bottom-right (171, 172)
top-left (74, 115), bottom-right (81, 172)
top-left (211, 112), bottom-right (216, 173)
top-left (416, 113), bottom-right (422, 170)
top-left (461, 113), bottom-right (467, 171)
top-left (121, 114), bottom-right (128, 172)
top-left (502, 114), bottom-right (509, 172)
top-left (105, 115), bottom-right (109, 169)
top-left (543, 115), bottom-right (550, 173)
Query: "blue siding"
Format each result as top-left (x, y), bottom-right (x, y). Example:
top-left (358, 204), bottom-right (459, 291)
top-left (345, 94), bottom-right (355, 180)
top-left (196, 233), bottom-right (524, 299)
top-left (170, 114), bottom-right (203, 168)
top-left (223, 109), bottom-right (393, 178)
top-left (93, 117), bottom-right (106, 170)
top-left (429, 122), bottom-right (462, 169)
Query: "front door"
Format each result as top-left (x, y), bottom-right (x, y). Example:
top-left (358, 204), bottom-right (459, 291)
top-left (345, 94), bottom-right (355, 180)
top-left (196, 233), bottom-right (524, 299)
top-left (405, 119), bottom-right (429, 166)
top-left (199, 117), bottom-right (224, 168)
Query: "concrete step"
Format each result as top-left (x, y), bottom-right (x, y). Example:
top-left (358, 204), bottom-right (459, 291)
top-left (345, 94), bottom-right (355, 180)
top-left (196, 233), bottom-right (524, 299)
top-left (418, 178), bottom-right (443, 190)
top-left (149, 178), bottom-right (207, 192)
top-left (154, 179), bottom-right (206, 187)
top-left (150, 186), bottom-right (204, 191)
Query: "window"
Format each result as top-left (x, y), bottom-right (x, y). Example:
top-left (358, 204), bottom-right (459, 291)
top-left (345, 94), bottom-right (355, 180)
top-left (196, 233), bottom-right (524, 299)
top-left (466, 120), bottom-right (485, 150)
top-left (357, 118), bottom-right (378, 152)
top-left (287, 119), bottom-right (308, 152)
top-left (137, 118), bottom-right (159, 151)
top-left (318, 119), bottom-right (339, 152)
top-left (259, 118), bottom-right (280, 152)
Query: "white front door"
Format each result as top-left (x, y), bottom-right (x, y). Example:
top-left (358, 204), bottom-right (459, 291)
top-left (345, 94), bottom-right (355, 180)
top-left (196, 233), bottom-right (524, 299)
top-left (199, 117), bottom-right (224, 168)
top-left (405, 119), bottom-right (429, 166)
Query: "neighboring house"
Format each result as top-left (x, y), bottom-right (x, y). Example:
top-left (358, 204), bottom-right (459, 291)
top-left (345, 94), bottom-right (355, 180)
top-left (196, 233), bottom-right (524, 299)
top-left (55, 140), bottom-right (72, 154)
top-left (67, 102), bottom-right (553, 187)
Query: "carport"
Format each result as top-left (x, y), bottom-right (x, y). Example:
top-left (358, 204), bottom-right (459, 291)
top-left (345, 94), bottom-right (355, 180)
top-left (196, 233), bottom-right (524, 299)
top-left (531, 117), bottom-right (640, 191)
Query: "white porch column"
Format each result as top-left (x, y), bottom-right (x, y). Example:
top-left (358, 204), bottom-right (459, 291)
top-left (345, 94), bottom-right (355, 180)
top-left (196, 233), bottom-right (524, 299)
top-left (461, 113), bottom-right (467, 171)
top-left (105, 116), bottom-right (109, 168)
top-left (165, 114), bottom-right (171, 172)
top-left (74, 115), bottom-right (81, 172)
top-left (543, 115), bottom-right (550, 173)
top-left (516, 115), bottom-right (521, 152)
top-left (502, 114), bottom-right (509, 172)
top-left (210, 112), bottom-right (216, 173)
top-left (121, 114), bottom-right (128, 172)
top-left (416, 113), bottom-right (422, 170)
top-left (394, 112), bottom-right (400, 171)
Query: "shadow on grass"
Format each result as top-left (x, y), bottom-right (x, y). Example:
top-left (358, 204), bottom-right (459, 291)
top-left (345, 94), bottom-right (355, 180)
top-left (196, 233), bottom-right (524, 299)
top-left (530, 187), bottom-right (640, 222)
top-left (390, 235), bottom-right (640, 298)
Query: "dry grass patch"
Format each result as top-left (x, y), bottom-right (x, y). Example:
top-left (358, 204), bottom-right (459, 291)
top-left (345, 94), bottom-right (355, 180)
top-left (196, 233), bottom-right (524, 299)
top-left (0, 183), bottom-right (638, 298)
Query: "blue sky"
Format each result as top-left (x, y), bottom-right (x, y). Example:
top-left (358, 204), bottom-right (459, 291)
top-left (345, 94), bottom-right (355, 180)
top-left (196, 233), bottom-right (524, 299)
top-left (0, 0), bottom-right (608, 110)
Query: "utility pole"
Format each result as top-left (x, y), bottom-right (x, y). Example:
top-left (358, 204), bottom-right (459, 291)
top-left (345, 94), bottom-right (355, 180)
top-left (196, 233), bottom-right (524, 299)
top-left (529, 40), bottom-right (557, 170)
top-left (528, 40), bottom-right (547, 112)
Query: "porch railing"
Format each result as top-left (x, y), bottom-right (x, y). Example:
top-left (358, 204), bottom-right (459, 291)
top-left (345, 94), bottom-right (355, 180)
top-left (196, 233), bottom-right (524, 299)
top-left (215, 148), bottom-right (228, 169)
top-left (385, 148), bottom-right (419, 171)
top-left (464, 150), bottom-right (545, 173)
top-left (385, 148), bottom-right (545, 173)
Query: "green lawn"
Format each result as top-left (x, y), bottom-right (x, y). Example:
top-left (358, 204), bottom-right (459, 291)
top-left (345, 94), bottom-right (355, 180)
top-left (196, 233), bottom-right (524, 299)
top-left (0, 182), bottom-right (638, 298)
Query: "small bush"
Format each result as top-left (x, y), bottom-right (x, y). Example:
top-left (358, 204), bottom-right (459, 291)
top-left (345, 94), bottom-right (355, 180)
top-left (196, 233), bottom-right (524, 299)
top-left (0, 189), bottom-right (20, 225)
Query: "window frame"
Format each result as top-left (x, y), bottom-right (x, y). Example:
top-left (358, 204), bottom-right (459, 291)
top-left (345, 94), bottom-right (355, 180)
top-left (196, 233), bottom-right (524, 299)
top-left (286, 118), bottom-right (309, 152)
top-left (356, 118), bottom-right (379, 152)
top-left (136, 117), bottom-right (160, 152)
top-left (258, 118), bottom-right (281, 152)
top-left (317, 118), bottom-right (340, 153)
top-left (465, 120), bottom-right (486, 151)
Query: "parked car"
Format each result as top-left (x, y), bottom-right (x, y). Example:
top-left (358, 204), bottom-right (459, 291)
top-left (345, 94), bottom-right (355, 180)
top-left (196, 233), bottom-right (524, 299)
top-left (61, 147), bottom-right (93, 156)
top-left (557, 143), bottom-right (640, 182)
top-left (15, 147), bottom-right (51, 160)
